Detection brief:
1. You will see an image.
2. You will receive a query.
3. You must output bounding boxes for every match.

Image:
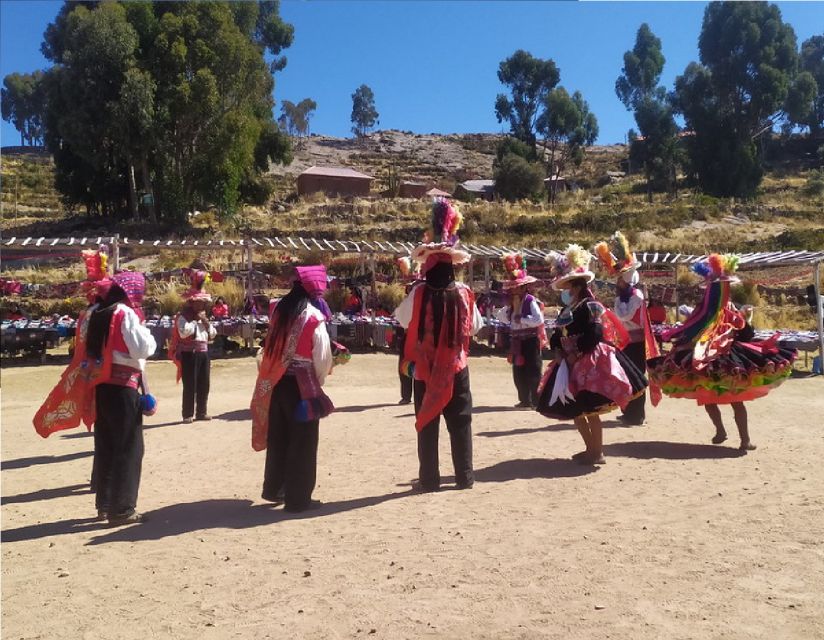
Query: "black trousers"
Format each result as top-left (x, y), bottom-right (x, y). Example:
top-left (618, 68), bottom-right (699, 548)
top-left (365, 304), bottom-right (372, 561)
top-left (621, 341), bottom-right (647, 423)
top-left (93, 384), bottom-right (144, 516)
top-left (181, 351), bottom-right (210, 419)
top-left (397, 330), bottom-right (412, 402)
top-left (512, 336), bottom-right (542, 406)
top-left (414, 367), bottom-right (473, 490)
top-left (263, 375), bottom-right (320, 510)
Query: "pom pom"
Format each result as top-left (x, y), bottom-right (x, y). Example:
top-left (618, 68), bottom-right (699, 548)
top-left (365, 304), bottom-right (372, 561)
top-left (612, 231), bottom-right (631, 262)
top-left (431, 197), bottom-right (462, 244)
top-left (721, 253), bottom-right (740, 275)
top-left (565, 244), bottom-right (592, 270)
top-left (594, 241), bottom-right (617, 275)
top-left (690, 261), bottom-right (712, 278)
top-left (503, 252), bottom-right (525, 277)
top-left (140, 393), bottom-right (158, 417)
top-left (708, 254), bottom-right (724, 277)
top-left (397, 256), bottom-right (412, 276)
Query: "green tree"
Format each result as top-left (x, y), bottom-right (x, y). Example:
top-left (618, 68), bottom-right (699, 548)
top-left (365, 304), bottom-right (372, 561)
top-left (673, 2), bottom-right (800, 197)
top-left (616, 23), bottom-right (679, 199)
top-left (495, 136), bottom-right (536, 163)
top-left (1, 71), bottom-right (47, 146)
top-left (351, 84), bottom-right (379, 137)
top-left (279, 98), bottom-right (317, 142)
top-left (494, 153), bottom-right (545, 202)
top-left (38, 0), bottom-right (293, 221)
top-left (494, 50), bottom-right (559, 147)
top-left (537, 88), bottom-right (598, 202)
top-left (786, 35), bottom-right (823, 134)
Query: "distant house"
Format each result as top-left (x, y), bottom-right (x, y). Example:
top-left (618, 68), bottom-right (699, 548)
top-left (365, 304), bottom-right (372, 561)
top-left (454, 179), bottom-right (495, 201)
top-left (398, 181), bottom-right (428, 198)
top-left (297, 166), bottom-right (374, 197)
top-left (425, 187), bottom-right (452, 198)
top-left (544, 175), bottom-right (568, 193)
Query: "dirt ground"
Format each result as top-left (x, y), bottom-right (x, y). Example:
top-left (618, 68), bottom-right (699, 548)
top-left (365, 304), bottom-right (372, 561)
top-left (2, 353), bottom-right (823, 640)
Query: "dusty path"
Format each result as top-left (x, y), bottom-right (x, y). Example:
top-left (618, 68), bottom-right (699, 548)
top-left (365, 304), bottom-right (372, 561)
top-left (2, 354), bottom-right (823, 639)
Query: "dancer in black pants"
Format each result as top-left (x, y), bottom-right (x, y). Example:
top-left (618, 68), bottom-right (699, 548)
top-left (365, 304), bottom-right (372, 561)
top-left (397, 328), bottom-right (413, 404)
top-left (84, 272), bottom-right (156, 524)
top-left (251, 265), bottom-right (334, 513)
top-left (393, 197), bottom-right (484, 492)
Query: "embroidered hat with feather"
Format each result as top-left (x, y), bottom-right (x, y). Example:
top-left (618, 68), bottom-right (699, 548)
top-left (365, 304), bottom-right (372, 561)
top-left (545, 244), bottom-right (595, 290)
top-left (501, 252), bottom-right (537, 290)
top-left (593, 231), bottom-right (641, 283)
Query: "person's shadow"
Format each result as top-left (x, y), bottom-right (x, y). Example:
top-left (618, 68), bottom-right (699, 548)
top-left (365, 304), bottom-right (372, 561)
top-left (1, 450), bottom-right (92, 470)
top-left (603, 440), bottom-right (746, 460)
top-left (2, 483), bottom-right (91, 505)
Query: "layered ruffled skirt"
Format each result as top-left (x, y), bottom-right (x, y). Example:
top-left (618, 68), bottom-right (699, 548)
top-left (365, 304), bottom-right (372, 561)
top-left (647, 335), bottom-right (796, 405)
top-left (536, 343), bottom-right (648, 419)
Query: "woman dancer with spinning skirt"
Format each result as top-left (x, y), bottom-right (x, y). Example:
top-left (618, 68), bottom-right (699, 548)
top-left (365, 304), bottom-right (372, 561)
top-left (647, 254), bottom-right (797, 451)
top-left (535, 245), bottom-right (647, 465)
top-left (496, 253), bottom-right (547, 408)
top-left (394, 198), bottom-right (484, 491)
top-left (251, 265), bottom-right (334, 512)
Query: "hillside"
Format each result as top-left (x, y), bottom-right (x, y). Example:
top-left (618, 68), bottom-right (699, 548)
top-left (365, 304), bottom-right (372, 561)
top-left (2, 132), bottom-right (823, 257)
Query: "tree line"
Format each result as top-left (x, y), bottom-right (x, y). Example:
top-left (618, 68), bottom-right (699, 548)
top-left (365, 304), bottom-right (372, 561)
top-left (2, 1), bottom-right (821, 217)
top-left (493, 3), bottom-right (823, 201)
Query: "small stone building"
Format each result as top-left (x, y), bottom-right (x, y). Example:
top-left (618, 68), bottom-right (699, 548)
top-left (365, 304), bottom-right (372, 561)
top-left (297, 166), bottom-right (374, 197)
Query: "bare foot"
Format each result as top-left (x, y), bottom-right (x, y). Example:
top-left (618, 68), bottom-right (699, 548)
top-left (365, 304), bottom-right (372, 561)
top-left (571, 451), bottom-right (588, 461)
top-left (739, 441), bottom-right (757, 451)
top-left (712, 432), bottom-right (728, 445)
top-left (576, 453), bottom-right (606, 465)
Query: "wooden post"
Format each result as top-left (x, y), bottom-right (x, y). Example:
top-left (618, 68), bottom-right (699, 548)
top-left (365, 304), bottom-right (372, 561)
top-left (112, 234), bottom-right (121, 271)
top-left (816, 261), bottom-right (824, 375)
top-left (484, 257), bottom-right (491, 292)
top-left (468, 259), bottom-right (474, 288)
top-left (245, 240), bottom-right (254, 301)
top-left (369, 253), bottom-right (377, 300)
top-left (673, 264), bottom-right (680, 321)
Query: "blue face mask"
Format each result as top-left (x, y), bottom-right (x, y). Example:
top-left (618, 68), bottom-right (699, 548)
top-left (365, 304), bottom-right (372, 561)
top-left (560, 290), bottom-right (572, 305)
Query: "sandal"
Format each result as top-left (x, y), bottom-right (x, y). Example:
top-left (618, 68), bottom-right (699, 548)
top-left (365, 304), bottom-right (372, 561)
top-left (107, 511), bottom-right (145, 526)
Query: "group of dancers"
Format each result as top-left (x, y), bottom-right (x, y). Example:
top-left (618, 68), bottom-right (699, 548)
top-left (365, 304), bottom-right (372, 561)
top-left (33, 197), bottom-right (798, 523)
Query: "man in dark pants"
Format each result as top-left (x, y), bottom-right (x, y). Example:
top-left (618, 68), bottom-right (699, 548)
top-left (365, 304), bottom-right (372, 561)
top-left (393, 197), bottom-right (484, 492)
top-left (397, 327), bottom-right (413, 404)
top-left (263, 376), bottom-right (319, 511)
top-left (94, 384), bottom-right (144, 519)
top-left (180, 346), bottom-right (211, 421)
top-left (414, 367), bottom-right (473, 490)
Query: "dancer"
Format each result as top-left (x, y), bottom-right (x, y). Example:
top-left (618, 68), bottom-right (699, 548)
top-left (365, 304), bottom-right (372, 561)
top-left (496, 253), bottom-right (546, 408)
top-left (34, 268), bottom-right (156, 524)
top-left (394, 198), bottom-right (483, 491)
top-left (535, 245), bottom-right (647, 465)
top-left (648, 255), bottom-right (797, 451)
top-left (594, 232), bottom-right (659, 425)
top-left (250, 265), bottom-right (334, 512)
top-left (169, 269), bottom-right (216, 423)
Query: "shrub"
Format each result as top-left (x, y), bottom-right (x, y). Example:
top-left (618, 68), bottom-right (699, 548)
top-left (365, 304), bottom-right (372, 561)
top-left (803, 170), bottom-right (824, 197)
top-left (731, 281), bottom-right (762, 307)
top-left (377, 282), bottom-right (405, 313)
top-left (494, 153), bottom-right (544, 202)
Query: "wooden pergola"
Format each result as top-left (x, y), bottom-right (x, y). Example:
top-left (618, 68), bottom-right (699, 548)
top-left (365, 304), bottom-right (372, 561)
top-left (4, 235), bottom-right (824, 364)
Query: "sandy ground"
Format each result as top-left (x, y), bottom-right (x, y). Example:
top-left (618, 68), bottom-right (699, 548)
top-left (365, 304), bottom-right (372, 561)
top-left (2, 353), bottom-right (823, 640)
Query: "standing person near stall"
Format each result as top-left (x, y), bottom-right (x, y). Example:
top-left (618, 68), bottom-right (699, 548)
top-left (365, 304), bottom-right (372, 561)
top-left (535, 245), bottom-right (648, 465)
top-left (394, 198), bottom-right (484, 492)
top-left (594, 232), bottom-right (659, 425)
top-left (169, 269), bottom-right (216, 423)
top-left (648, 255), bottom-right (797, 451)
top-left (250, 265), bottom-right (334, 513)
top-left (496, 253), bottom-right (546, 408)
top-left (211, 296), bottom-right (230, 320)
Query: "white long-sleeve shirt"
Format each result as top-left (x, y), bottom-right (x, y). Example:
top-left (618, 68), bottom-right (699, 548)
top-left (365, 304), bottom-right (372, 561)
top-left (296, 305), bottom-right (333, 385)
top-left (394, 283), bottom-right (484, 336)
top-left (614, 288), bottom-right (645, 333)
top-left (177, 314), bottom-right (217, 343)
top-left (495, 297), bottom-right (544, 331)
top-left (79, 303), bottom-right (156, 370)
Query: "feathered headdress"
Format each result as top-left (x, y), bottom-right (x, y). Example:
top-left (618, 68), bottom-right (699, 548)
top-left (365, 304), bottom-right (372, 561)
top-left (546, 244), bottom-right (595, 290)
top-left (690, 253), bottom-right (740, 282)
top-left (411, 197), bottom-right (471, 271)
top-left (501, 252), bottom-right (537, 290)
top-left (182, 268), bottom-right (213, 302)
top-left (593, 231), bottom-right (639, 277)
top-left (81, 245), bottom-right (112, 303)
top-left (427, 197), bottom-right (463, 245)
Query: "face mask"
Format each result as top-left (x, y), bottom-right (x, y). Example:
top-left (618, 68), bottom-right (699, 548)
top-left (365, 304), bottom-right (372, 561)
top-left (560, 290), bottom-right (572, 305)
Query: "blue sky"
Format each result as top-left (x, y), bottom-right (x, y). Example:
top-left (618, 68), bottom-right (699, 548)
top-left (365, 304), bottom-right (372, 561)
top-left (1, 1), bottom-right (822, 146)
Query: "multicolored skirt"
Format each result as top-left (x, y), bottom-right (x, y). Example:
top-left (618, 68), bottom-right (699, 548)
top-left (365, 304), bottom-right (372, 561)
top-left (536, 343), bottom-right (648, 419)
top-left (647, 337), bottom-right (796, 405)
